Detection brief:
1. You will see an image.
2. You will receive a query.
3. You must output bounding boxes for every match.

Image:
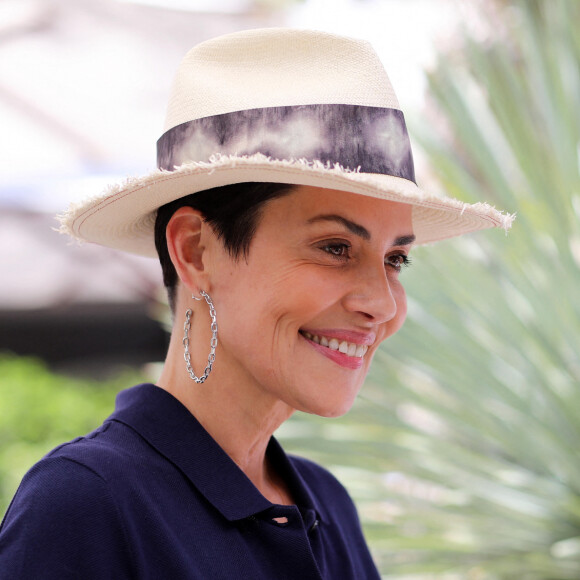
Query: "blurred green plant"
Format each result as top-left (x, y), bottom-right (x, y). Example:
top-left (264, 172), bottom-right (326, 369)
top-left (280, 0), bottom-right (580, 577)
top-left (0, 355), bottom-right (143, 515)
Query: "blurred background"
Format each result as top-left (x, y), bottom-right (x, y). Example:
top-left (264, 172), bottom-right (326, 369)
top-left (1, 0), bottom-right (579, 577)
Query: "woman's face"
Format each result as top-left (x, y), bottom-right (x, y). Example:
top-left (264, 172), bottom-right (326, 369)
top-left (206, 185), bottom-right (414, 417)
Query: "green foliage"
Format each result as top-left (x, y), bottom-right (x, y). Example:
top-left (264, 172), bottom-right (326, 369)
top-left (0, 355), bottom-right (143, 515)
top-left (281, 0), bottom-right (580, 577)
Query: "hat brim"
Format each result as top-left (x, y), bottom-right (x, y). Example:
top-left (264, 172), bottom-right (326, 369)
top-left (58, 153), bottom-right (514, 257)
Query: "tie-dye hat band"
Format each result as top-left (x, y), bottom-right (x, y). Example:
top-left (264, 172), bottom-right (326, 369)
top-left (59, 28), bottom-right (513, 257)
top-left (157, 104), bottom-right (416, 183)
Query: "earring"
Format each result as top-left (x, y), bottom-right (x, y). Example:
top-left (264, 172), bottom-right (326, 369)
top-left (183, 290), bottom-right (218, 384)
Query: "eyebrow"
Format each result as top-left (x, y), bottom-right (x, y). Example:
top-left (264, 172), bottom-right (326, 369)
top-left (307, 214), bottom-right (416, 246)
top-left (393, 234), bottom-right (416, 246)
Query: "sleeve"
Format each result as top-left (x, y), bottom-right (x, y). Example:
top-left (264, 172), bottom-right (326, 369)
top-left (0, 455), bottom-right (134, 579)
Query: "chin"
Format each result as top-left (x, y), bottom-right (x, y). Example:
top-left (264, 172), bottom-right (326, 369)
top-left (297, 393), bottom-right (359, 418)
top-left (297, 370), bottom-right (369, 417)
top-left (316, 406), bottom-right (353, 419)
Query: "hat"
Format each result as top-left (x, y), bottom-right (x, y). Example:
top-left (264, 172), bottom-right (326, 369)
top-left (58, 28), bottom-right (513, 257)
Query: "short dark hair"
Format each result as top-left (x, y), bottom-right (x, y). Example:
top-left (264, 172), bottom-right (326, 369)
top-left (154, 182), bottom-right (294, 311)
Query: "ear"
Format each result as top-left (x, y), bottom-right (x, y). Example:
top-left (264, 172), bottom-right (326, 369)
top-left (165, 206), bottom-right (210, 294)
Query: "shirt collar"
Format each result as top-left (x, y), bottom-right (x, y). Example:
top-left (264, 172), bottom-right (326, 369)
top-left (108, 383), bottom-right (322, 522)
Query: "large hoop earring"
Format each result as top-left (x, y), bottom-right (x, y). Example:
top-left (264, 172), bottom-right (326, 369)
top-left (183, 290), bottom-right (218, 384)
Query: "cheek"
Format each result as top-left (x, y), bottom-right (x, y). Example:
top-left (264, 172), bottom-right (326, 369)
top-left (216, 262), bottom-right (315, 346)
top-left (254, 263), bottom-right (339, 320)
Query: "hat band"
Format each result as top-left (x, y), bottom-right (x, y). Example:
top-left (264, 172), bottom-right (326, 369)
top-left (157, 104), bottom-right (416, 184)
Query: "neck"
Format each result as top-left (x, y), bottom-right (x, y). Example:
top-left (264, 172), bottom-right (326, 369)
top-left (157, 328), bottom-right (295, 504)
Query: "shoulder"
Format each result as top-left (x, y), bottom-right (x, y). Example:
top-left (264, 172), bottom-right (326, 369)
top-left (3, 421), bottom-right (129, 525)
top-left (41, 418), bottom-right (154, 483)
top-left (0, 431), bottom-right (135, 577)
top-left (2, 454), bottom-right (118, 526)
top-left (289, 453), bottom-right (344, 488)
top-left (2, 417), bottom-right (156, 528)
top-left (289, 453), bottom-right (348, 493)
top-left (288, 454), bottom-right (359, 515)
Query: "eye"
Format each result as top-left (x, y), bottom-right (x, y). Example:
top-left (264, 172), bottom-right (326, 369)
top-left (320, 241), bottom-right (351, 259)
top-left (386, 253), bottom-right (411, 271)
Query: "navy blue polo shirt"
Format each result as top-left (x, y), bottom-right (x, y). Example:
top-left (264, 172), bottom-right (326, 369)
top-left (0, 383), bottom-right (380, 579)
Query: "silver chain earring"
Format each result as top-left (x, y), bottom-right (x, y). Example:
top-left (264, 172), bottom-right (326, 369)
top-left (183, 290), bottom-right (218, 384)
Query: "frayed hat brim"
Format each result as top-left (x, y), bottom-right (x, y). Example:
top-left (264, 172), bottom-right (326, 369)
top-left (58, 153), bottom-right (514, 257)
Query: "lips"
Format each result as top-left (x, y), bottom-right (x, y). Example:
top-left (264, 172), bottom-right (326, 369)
top-left (299, 331), bottom-right (369, 358)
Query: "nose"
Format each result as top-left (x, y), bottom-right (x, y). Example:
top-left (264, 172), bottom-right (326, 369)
top-left (342, 263), bottom-right (399, 324)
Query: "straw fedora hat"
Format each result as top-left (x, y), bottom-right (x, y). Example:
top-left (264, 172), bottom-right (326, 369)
top-left (59, 28), bottom-right (513, 257)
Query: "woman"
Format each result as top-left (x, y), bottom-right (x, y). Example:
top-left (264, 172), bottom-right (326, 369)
top-left (0, 29), bottom-right (513, 578)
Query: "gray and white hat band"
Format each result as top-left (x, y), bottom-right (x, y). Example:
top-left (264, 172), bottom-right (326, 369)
top-left (157, 104), bottom-right (416, 183)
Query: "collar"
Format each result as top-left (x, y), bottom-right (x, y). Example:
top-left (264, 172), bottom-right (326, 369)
top-left (108, 383), bottom-right (322, 523)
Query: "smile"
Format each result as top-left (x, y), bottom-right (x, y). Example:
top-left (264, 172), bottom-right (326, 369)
top-left (300, 331), bottom-right (369, 358)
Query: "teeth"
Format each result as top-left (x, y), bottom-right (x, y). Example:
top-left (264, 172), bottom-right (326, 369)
top-left (355, 345), bottom-right (366, 357)
top-left (301, 331), bottom-right (369, 358)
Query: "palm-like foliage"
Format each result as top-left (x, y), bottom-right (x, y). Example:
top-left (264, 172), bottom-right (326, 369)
top-left (280, 0), bottom-right (580, 577)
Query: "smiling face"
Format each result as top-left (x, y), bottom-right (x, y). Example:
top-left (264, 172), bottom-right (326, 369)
top-left (204, 185), bottom-right (414, 417)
